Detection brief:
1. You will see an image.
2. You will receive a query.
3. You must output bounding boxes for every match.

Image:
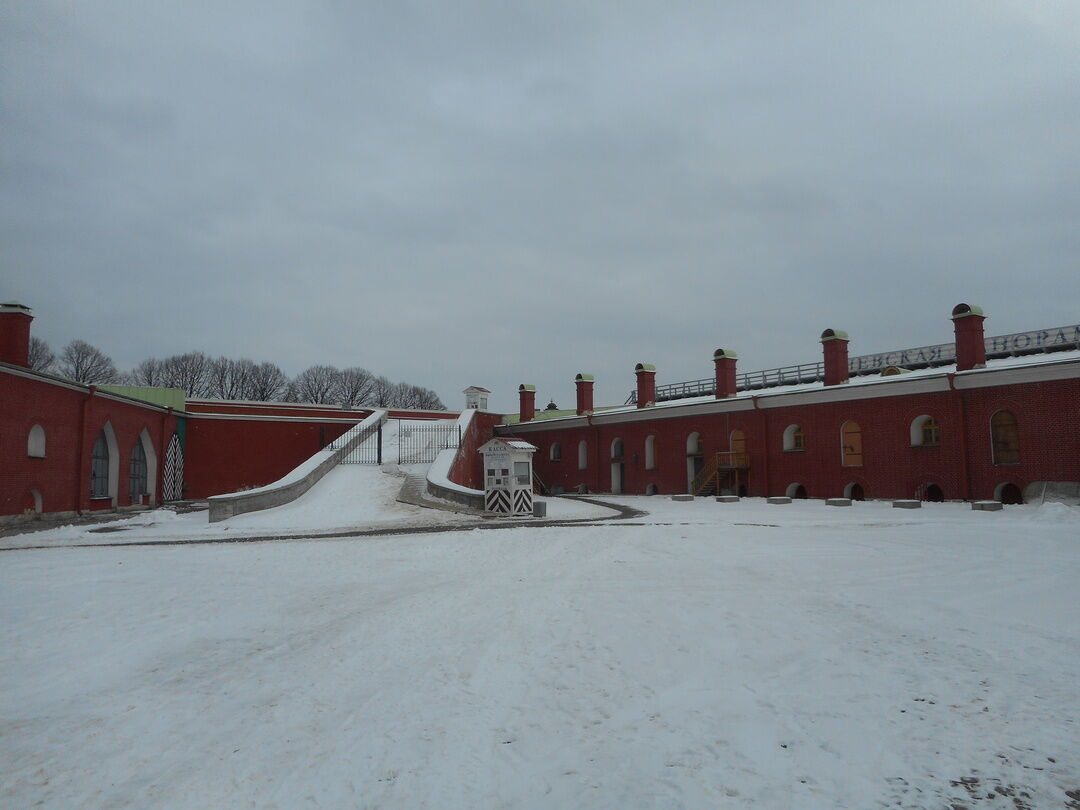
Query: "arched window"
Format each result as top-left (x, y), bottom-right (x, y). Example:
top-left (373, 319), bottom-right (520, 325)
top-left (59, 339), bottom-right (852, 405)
top-left (549, 443), bottom-right (562, 462)
top-left (841, 421), bottom-right (863, 467)
top-left (610, 438), bottom-right (624, 459)
top-left (578, 440), bottom-right (588, 470)
top-left (910, 415), bottom-right (940, 447)
top-left (686, 432), bottom-right (703, 455)
top-left (782, 424), bottom-right (804, 452)
top-left (130, 441), bottom-right (148, 500)
top-left (729, 429), bottom-right (746, 466)
top-left (27, 424), bottom-right (46, 458)
top-left (91, 430), bottom-right (110, 498)
top-left (991, 410), bottom-right (1020, 465)
top-left (644, 435), bottom-right (657, 470)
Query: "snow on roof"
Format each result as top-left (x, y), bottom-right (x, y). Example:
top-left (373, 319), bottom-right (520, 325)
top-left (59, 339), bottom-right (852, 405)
top-left (479, 437), bottom-right (537, 452)
top-left (506, 349), bottom-right (1080, 426)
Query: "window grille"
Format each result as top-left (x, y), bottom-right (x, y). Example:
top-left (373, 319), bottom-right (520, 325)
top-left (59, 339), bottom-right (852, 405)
top-left (91, 431), bottom-right (110, 498)
top-left (130, 441), bottom-right (148, 498)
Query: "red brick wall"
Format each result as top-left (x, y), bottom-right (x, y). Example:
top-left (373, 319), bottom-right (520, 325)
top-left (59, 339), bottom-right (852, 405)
top-left (449, 411), bottom-right (505, 490)
top-left (510, 376), bottom-right (1080, 501)
top-left (1, 371), bottom-right (177, 516)
top-left (181, 404), bottom-right (459, 498)
top-left (183, 416), bottom-right (355, 498)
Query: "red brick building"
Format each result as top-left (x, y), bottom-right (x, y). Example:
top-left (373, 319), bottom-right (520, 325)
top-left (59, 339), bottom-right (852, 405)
top-left (0, 303), bottom-right (455, 522)
top-left (498, 306), bottom-right (1080, 504)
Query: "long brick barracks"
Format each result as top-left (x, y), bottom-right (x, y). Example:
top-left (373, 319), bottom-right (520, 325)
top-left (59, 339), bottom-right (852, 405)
top-left (1, 300), bottom-right (1078, 521)
top-left (499, 305), bottom-right (1079, 505)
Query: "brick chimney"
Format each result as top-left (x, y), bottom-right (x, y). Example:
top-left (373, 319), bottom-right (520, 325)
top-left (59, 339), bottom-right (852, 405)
top-left (951, 303), bottom-right (987, 371)
top-left (820, 329), bottom-right (850, 386)
top-left (0, 302), bottom-right (33, 368)
top-left (713, 349), bottom-right (738, 398)
top-left (634, 363), bottom-right (656, 408)
top-left (518, 384), bottom-right (536, 422)
top-left (575, 373), bottom-right (594, 416)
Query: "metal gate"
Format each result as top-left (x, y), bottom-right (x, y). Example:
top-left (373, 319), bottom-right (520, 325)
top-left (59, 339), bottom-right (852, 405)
top-left (398, 423), bottom-right (461, 464)
top-left (340, 423), bottom-right (383, 464)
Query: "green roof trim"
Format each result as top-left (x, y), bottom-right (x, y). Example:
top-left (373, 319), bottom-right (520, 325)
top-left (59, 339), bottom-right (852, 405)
top-left (575, 373), bottom-right (595, 382)
top-left (99, 385), bottom-right (187, 411)
top-left (634, 363), bottom-right (656, 373)
top-left (820, 329), bottom-right (850, 342)
top-left (712, 349), bottom-right (738, 360)
top-left (518, 384), bottom-right (536, 392)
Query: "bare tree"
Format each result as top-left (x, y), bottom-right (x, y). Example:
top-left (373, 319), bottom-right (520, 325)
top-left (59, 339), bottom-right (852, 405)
top-left (411, 385), bottom-right (446, 410)
top-left (248, 361), bottom-right (289, 401)
top-left (159, 352), bottom-right (212, 397)
top-left (28, 337), bottom-right (55, 373)
top-left (127, 358), bottom-right (164, 387)
top-left (335, 366), bottom-right (376, 408)
top-left (58, 339), bottom-right (119, 384)
top-left (291, 365), bottom-right (339, 404)
top-left (208, 357), bottom-right (256, 400)
top-left (369, 375), bottom-right (395, 407)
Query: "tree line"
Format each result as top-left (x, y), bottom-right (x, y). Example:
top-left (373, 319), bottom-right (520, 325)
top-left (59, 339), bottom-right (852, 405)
top-left (27, 337), bottom-right (446, 410)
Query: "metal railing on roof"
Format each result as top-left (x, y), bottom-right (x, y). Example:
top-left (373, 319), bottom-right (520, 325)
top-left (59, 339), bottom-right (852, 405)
top-left (624, 324), bottom-right (1080, 405)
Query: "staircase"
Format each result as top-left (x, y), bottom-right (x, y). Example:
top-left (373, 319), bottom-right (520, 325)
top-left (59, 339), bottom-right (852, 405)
top-left (691, 452), bottom-right (750, 496)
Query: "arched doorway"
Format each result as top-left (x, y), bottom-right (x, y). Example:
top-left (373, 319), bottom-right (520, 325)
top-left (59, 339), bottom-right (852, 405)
top-left (786, 483), bottom-right (808, 499)
top-left (924, 483), bottom-right (944, 502)
top-left (844, 482), bottom-right (865, 501)
top-left (610, 438), bottom-right (624, 495)
top-left (841, 421), bottom-right (863, 467)
top-left (686, 432), bottom-right (703, 493)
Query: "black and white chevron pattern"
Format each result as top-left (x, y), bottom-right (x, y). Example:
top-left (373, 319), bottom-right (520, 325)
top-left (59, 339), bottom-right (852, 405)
top-left (485, 489), bottom-right (511, 514)
top-left (513, 489), bottom-right (533, 515)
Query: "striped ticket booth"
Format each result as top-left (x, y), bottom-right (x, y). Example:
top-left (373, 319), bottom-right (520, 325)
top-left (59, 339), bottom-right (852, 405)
top-left (478, 438), bottom-right (537, 516)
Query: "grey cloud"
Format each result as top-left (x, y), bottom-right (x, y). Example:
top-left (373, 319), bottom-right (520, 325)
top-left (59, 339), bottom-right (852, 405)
top-left (3, 1), bottom-right (1078, 411)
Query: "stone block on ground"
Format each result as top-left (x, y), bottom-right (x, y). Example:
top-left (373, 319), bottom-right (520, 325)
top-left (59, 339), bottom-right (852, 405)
top-left (826, 498), bottom-right (852, 507)
top-left (767, 496), bottom-right (792, 505)
top-left (972, 500), bottom-right (1003, 511)
top-left (893, 500), bottom-right (922, 509)
top-left (715, 495), bottom-right (740, 503)
top-left (671, 494), bottom-right (695, 502)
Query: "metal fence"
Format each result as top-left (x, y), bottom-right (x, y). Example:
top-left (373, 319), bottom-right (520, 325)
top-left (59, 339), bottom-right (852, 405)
top-left (398, 422), bottom-right (461, 464)
top-left (338, 423), bottom-right (383, 464)
top-left (625, 323), bottom-right (1080, 405)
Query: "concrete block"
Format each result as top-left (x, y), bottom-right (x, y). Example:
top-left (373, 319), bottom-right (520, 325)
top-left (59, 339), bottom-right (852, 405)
top-left (532, 501), bottom-right (548, 518)
top-left (767, 496), bottom-right (792, 505)
top-left (715, 495), bottom-right (740, 503)
top-left (972, 500), bottom-right (1003, 511)
top-left (671, 494), bottom-right (695, 502)
top-left (826, 498), bottom-right (852, 507)
top-left (893, 500), bottom-right (922, 509)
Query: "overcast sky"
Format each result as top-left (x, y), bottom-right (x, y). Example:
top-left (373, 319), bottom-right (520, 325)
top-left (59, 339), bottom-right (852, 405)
top-left (3, 1), bottom-right (1078, 411)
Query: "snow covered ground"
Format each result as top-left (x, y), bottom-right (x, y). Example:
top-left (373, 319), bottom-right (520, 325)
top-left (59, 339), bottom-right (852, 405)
top-left (2, 497), bottom-right (1078, 809)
